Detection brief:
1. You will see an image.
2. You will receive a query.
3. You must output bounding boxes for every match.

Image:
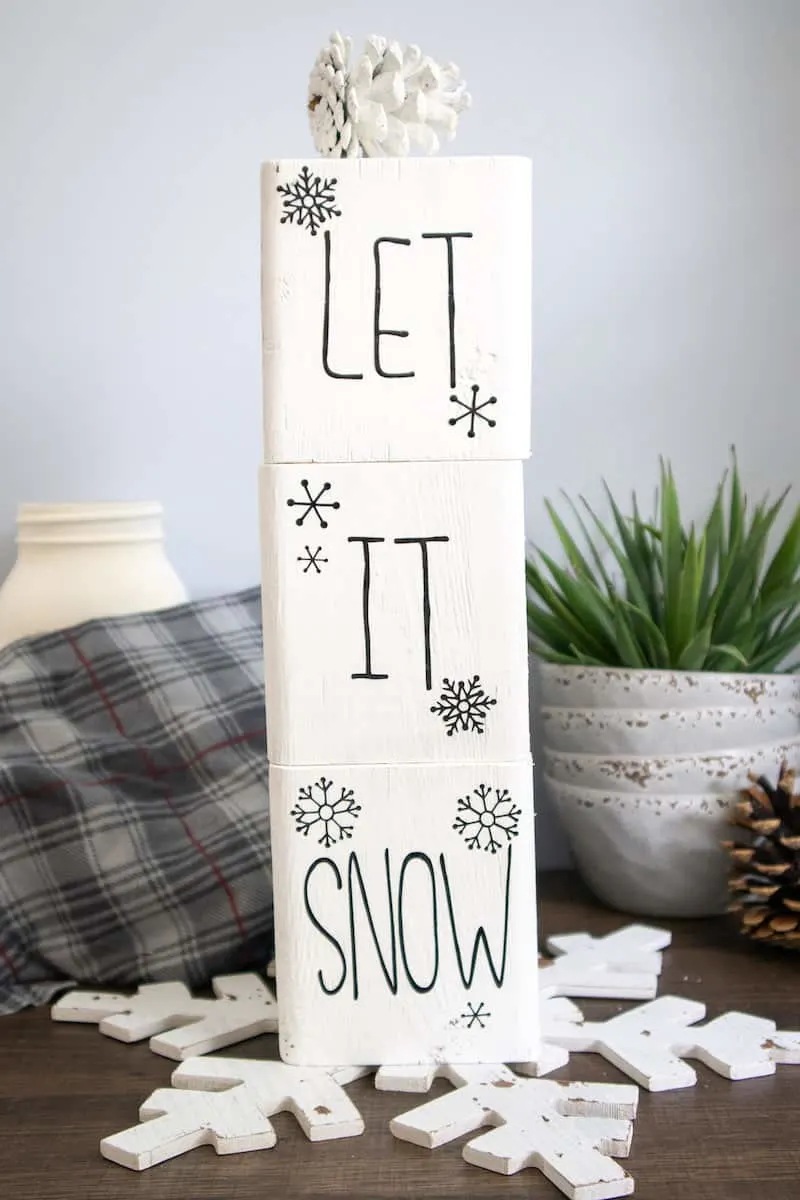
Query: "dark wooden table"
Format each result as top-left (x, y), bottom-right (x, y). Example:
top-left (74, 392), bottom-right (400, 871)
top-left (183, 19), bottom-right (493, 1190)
top-left (2, 871), bottom-right (798, 1199)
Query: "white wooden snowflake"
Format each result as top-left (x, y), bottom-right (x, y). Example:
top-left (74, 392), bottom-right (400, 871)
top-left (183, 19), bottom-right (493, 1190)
top-left (539, 923), bottom-right (671, 1002)
top-left (383, 1062), bottom-right (639, 1200)
top-left (527, 994), bottom-right (800, 1091)
top-left (101, 1057), bottom-right (371, 1170)
top-left (51, 973), bottom-right (277, 1060)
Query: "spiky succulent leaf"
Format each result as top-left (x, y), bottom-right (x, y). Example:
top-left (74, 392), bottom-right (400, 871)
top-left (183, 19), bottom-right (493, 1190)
top-left (527, 452), bottom-right (800, 673)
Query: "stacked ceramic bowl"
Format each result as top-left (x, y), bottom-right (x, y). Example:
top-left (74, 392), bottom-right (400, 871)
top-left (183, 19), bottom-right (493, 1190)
top-left (537, 664), bottom-right (800, 918)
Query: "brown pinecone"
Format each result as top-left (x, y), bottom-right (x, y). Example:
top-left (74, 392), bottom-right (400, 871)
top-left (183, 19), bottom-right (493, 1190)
top-left (724, 761), bottom-right (800, 947)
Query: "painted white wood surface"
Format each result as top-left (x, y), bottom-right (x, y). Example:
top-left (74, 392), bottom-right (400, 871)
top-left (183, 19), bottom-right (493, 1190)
top-left (101, 1086), bottom-right (276, 1169)
top-left (536, 998), bottom-right (584, 1074)
top-left (371, 999), bottom-right (580, 1088)
top-left (259, 459), bottom-right (530, 766)
top-left (270, 759), bottom-right (537, 1065)
top-left (765, 1029), bottom-right (800, 1062)
top-left (531, 994), bottom-right (800, 1091)
top-left (52, 973), bottom-right (277, 1060)
top-left (387, 1063), bottom-right (638, 1200)
top-left (274, 916), bottom-right (661, 1007)
top-left (540, 924), bottom-right (671, 1001)
top-left (101, 1058), bottom-right (369, 1170)
top-left (260, 154), bottom-right (535, 1066)
top-left (261, 157), bottom-right (531, 464)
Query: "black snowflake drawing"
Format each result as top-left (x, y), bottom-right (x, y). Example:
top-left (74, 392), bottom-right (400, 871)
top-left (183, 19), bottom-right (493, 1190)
top-left (276, 166), bottom-right (341, 236)
top-left (286, 480), bottom-right (340, 528)
top-left (461, 1001), bottom-right (492, 1029)
top-left (431, 675), bottom-right (497, 735)
top-left (454, 784), bottom-right (521, 853)
top-left (297, 546), bottom-right (328, 574)
top-left (291, 777), bottom-right (361, 849)
top-left (448, 383), bottom-right (498, 438)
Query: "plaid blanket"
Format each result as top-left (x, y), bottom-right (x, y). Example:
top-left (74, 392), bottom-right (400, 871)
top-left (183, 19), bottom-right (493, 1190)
top-left (0, 586), bottom-right (272, 1014)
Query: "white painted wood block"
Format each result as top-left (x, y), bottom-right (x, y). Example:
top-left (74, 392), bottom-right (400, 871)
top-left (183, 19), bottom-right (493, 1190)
top-left (533, 994), bottom-right (800, 1091)
top-left (377, 1059), bottom-right (518, 1090)
top-left (372, 1010), bottom-right (577, 1089)
top-left (101, 1058), bottom-right (369, 1170)
top-left (539, 924), bottom-right (671, 1001)
top-left (388, 1064), bottom-right (638, 1200)
top-left (260, 154), bottom-right (534, 1067)
top-left (52, 973), bottom-right (277, 1060)
top-left (259, 459), bottom-right (530, 766)
top-left (270, 760), bottom-right (537, 1065)
top-left (261, 157), bottom-right (531, 464)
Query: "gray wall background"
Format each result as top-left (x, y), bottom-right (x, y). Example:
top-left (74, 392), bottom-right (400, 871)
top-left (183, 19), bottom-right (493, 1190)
top-left (1, 0), bottom-right (798, 867)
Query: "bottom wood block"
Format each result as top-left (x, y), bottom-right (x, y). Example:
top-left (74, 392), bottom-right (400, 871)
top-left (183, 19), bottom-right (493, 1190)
top-left (269, 759), bottom-right (538, 1065)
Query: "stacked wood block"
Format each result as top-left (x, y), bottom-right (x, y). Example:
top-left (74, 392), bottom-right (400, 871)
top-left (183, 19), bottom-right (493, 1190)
top-left (259, 156), bottom-right (537, 1065)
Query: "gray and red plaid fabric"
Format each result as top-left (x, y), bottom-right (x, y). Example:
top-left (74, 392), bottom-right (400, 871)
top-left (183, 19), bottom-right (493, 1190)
top-left (0, 586), bottom-right (272, 1014)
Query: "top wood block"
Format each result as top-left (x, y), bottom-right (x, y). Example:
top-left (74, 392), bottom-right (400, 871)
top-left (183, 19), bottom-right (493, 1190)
top-left (261, 156), bottom-right (532, 464)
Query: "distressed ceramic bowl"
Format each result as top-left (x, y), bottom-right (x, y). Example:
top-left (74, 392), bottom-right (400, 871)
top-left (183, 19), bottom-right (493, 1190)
top-left (536, 663), bottom-right (800, 711)
top-left (539, 704), bottom-right (800, 756)
top-left (543, 737), bottom-right (800, 795)
top-left (545, 774), bottom-right (734, 917)
top-left (535, 665), bottom-right (800, 916)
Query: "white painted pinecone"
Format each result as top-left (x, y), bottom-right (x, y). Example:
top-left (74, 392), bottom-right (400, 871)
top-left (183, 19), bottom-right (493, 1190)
top-left (308, 32), bottom-right (471, 158)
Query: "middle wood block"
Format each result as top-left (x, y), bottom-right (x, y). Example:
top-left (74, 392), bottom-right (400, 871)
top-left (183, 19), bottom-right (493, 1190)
top-left (259, 459), bottom-right (531, 767)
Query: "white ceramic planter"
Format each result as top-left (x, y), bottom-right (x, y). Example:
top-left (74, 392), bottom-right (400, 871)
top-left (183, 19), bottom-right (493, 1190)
top-left (535, 663), bottom-right (800, 917)
top-left (544, 776), bottom-right (733, 917)
top-left (545, 737), bottom-right (800, 795)
top-left (537, 663), bottom-right (800, 710)
top-left (539, 704), bottom-right (800, 755)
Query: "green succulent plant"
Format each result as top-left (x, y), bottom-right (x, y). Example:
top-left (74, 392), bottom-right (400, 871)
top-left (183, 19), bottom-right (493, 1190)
top-left (526, 454), bottom-right (800, 673)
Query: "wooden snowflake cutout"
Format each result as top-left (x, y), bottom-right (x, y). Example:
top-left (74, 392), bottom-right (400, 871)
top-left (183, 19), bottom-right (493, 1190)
top-left (530, 994), bottom-right (800, 1091)
top-left (539, 923), bottom-right (671, 1001)
top-left (51, 973), bottom-right (277, 1060)
top-left (102, 1057), bottom-right (370, 1170)
top-left (381, 1062), bottom-right (638, 1200)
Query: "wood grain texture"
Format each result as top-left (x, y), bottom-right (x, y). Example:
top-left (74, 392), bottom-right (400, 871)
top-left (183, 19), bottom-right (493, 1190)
top-left (4, 871), bottom-right (799, 1199)
top-left (261, 157), bottom-right (532, 464)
